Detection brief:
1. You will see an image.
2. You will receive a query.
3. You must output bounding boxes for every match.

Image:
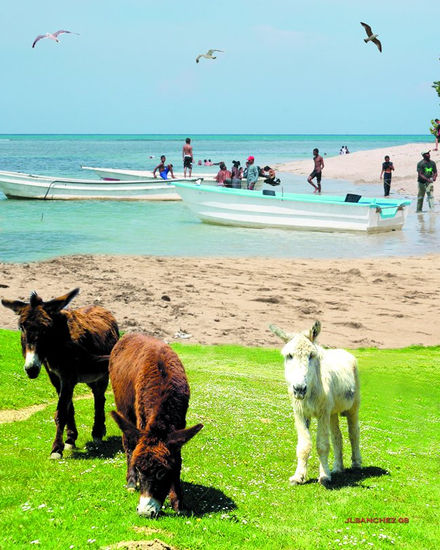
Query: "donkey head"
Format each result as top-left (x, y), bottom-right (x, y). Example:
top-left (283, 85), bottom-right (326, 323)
top-left (2, 288), bottom-right (79, 379)
top-left (111, 411), bottom-right (203, 517)
top-left (270, 321), bottom-right (321, 400)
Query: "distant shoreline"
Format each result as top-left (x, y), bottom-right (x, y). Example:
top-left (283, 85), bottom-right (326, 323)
top-left (276, 141), bottom-right (438, 196)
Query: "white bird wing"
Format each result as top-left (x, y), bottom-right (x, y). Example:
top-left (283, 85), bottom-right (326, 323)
top-left (372, 38), bottom-right (382, 52)
top-left (196, 54), bottom-right (203, 63)
top-left (207, 49), bottom-right (224, 55)
top-left (32, 34), bottom-right (47, 48)
top-left (53, 29), bottom-right (79, 37)
top-left (360, 22), bottom-right (373, 37)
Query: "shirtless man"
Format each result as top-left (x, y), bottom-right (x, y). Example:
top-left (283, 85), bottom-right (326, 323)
top-left (182, 137), bottom-right (193, 177)
top-left (307, 148), bottom-right (324, 193)
top-left (153, 155), bottom-right (175, 180)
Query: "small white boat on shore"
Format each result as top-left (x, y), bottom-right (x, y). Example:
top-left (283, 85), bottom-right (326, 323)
top-left (0, 170), bottom-right (202, 200)
top-left (173, 182), bottom-right (411, 232)
top-left (81, 165), bottom-right (214, 182)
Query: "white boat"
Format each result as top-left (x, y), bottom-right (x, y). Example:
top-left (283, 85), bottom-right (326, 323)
top-left (0, 170), bottom-right (201, 200)
top-left (82, 165), bottom-right (214, 182)
top-left (173, 182), bottom-right (411, 232)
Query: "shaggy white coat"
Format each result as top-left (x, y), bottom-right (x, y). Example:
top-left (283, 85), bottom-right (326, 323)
top-left (274, 321), bottom-right (361, 485)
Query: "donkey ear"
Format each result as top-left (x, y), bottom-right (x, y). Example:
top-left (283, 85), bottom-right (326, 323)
top-left (167, 423), bottom-right (203, 448)
top-left (308, 321), bottom-right (321, 342)
top-left (269, 324), bottom-right (292, 343)
top-left (44, 288), bottom-right (79, 314)
top-left (1, 299), bottom-right (27, 314)
top-left (110, 411), bottom-right (141, 446)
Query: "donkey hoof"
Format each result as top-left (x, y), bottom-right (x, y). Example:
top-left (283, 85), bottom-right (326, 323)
top-left (64, 443), bottom-right (75, 450)
top-left (289, 474), bottom-right (306, 485)
top-left (319, 475), bottom-right (331, 486)
top-left (50, 452), bottom-right (62, 460)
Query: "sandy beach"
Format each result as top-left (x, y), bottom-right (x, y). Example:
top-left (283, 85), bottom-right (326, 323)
top-left (1, 254), bottom-right (439, 349)
top-left (275, 142), bottom-right (440, 196)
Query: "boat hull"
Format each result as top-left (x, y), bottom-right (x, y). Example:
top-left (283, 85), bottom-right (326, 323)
top-left (174, 183), bottom-right (411, 232)
top-left (0, 171), bottom-right (182, 200)
top-left (81, 166), bottom-right (214, 181)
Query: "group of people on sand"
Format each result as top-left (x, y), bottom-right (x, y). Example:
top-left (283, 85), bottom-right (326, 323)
top-left (376, 150), bottom-right (436, 211)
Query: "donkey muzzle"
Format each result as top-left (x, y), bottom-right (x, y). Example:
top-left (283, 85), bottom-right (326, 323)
top-left (137, 495), bottom-right (162, 518)
top-left (293, 384), bottom-right (307, 400)
top-left (24, 351), bottom-right (42, 379)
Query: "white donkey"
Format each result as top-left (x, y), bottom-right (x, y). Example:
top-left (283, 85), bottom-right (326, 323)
top-left (270, 321), bottom-right (361, 486)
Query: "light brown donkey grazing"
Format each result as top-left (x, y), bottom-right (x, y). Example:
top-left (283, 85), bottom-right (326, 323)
top-left (109, 332), bottom-right (203, 517)
top-left (2, 288), bottom-right (119, 458)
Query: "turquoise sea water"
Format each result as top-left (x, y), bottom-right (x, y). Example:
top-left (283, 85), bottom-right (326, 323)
top-left (0, 134), bottom-right (438, 262)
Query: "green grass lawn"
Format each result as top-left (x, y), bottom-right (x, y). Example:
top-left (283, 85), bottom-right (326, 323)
top-left (0, 329), bottom-right (439, 549)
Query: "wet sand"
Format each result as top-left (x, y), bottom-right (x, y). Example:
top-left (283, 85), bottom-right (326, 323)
top-left (1, 254), bottom-right (439, 349)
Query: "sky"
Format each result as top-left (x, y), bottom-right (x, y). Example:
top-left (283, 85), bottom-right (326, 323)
top-left (1, 0), bottom-right (440, 134)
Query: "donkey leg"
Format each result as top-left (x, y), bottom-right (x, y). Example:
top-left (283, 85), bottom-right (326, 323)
top-left (122, 434), bottom-right (137, 492)
top-left (51, 382), bottom-right (74, 459)
top-left (330, 413), bottom-right (344, 473)
top-left (290, 414), bottom-right (312, 485)
top-left (346, 407), bottom-right (362, 469)
top-left (316, 415), bottom-right (332, 485)
top-left (89, 376), bottom-right (108, 442)
top-left (169, 452), bottom-right (185, 513)
top-left (64, 401), bottom-right (79, 449)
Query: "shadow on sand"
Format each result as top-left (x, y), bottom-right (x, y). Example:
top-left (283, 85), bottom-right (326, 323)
top-left (181, 481), bottom-right (237, 517)
top-left (69, 436), bottom-right (123, 460)
top-left (306, 466), bottom-right (390, 490)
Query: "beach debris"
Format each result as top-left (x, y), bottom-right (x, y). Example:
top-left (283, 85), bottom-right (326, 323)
top-left (196, 49), bottom-right (224, 63)
top-left (32, 30), bottom-right (79, 49)
top-left (161, 295), bottom-right (171, 302)
top-left (360, 22), bottom-right (382, 52)
top-left (173, 329), bottom-right (192, 339)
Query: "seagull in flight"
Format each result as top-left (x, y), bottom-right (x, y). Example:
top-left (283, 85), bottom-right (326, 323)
top-left (195, 49), bottom-right (224, 63)
top-left (360, 22), bottom-right (382, 52)
top-left (32, 30), bottom-right (79, 49)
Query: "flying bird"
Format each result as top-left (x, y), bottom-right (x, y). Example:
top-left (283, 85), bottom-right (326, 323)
top-left (195, 49), bottom-right (224, 63)
top-left (360, 22), bottom-right (382, 52)
top-left (32, 30), bottom-right (79, 49)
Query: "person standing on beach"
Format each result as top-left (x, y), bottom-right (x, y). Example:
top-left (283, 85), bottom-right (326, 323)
top-left (182, 137), bottom-right (193, 177)
top-left (307, 148), bottom-right (324, 193)
top-left (434, 119), bottom-right (440, 151)
top-left (416, 151), bottom-right (437, 212)
top-left (246, 156), bottom-right (259, 190)
top-left (380, 155), bottom-right (394, 197)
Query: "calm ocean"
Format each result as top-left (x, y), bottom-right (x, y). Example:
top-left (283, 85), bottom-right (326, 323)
top-left (0, 134), bottom-right (438, 263)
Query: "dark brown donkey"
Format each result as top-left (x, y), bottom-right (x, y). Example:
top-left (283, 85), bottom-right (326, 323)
top-left (2, 288), bottom-right (119, 459)
top-left (109, 332), bottom-right (203, 517)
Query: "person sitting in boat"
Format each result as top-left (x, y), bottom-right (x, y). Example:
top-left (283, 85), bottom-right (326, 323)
top-left (153, 156), bottom-right (176, 180)
top-left (215, 162), bottom-right (232, 186)
top-left (231, 160), bottom-right (243, 188)
top-left (262, 165), bottom-right (281, 186)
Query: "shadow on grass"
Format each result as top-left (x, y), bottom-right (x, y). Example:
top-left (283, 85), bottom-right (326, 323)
top-left (306, 466), bottom-right (390, 490)
top-left (181, 481), bottom-right (237, 517)
top-left (70, 436), bottom-right (123, 460)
